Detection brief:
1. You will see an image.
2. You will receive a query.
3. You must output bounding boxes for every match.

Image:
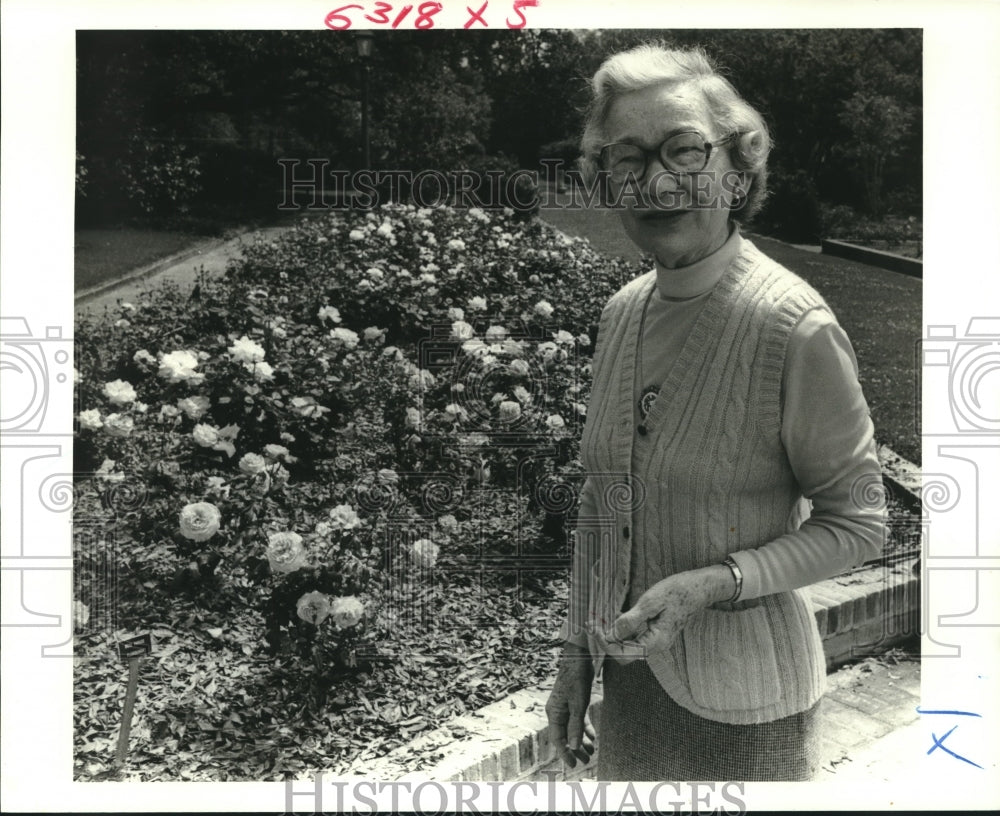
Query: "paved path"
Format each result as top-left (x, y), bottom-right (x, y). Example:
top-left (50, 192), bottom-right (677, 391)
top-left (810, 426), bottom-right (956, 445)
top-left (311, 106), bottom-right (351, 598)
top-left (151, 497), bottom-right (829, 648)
top-left (817, 652), bottom-right (921, 780)
top-left (74, 225), bottom-right (295, 317)
top-left (528, 650), bottom-right (922, 782)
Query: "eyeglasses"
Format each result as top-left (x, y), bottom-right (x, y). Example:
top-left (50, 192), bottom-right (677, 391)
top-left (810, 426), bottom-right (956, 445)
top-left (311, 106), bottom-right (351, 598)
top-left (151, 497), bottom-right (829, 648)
top-left (599, 131), bottom-right (738, 185)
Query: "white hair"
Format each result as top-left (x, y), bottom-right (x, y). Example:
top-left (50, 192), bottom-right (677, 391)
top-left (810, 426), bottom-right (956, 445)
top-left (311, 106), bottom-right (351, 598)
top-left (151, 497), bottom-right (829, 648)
top-left (581, 42), bottom-right (772, 223)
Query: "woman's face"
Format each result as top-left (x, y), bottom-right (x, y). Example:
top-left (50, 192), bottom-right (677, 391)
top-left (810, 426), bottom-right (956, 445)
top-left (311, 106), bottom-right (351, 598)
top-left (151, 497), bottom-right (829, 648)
top-left (603, 82), bottom-right (740, 268)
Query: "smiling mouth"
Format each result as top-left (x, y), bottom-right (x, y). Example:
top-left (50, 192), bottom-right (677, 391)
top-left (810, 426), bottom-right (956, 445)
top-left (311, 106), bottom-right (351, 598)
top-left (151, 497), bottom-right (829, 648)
top-left (638, 209), bottom-right (688, 221)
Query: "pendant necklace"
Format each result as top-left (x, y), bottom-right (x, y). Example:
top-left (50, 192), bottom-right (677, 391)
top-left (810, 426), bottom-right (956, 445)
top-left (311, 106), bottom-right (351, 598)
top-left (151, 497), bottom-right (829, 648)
top-left (637, 286), bottom-right (659, 420)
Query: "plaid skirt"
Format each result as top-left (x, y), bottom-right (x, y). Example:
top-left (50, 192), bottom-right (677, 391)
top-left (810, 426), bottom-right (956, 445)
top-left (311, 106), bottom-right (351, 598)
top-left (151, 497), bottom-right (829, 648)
top-left (597, 659), bottom-right (822, 781)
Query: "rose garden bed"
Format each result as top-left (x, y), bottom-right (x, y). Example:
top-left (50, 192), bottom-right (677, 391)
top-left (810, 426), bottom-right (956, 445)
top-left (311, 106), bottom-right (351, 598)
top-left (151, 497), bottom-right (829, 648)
top-left (72, 204), bottom-right (921, 781)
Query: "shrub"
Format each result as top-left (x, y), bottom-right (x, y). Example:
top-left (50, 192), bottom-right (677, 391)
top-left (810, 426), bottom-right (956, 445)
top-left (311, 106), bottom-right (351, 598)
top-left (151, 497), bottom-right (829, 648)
top-left (74, 205), bottom-right (640, 693)
top-left (116, 131), bottom-right (203, 217)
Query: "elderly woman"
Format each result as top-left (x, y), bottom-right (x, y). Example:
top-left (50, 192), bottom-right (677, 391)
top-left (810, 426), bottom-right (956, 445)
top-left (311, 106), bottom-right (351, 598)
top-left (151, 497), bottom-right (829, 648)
top-left (545, 43), bottom-right (886, 781)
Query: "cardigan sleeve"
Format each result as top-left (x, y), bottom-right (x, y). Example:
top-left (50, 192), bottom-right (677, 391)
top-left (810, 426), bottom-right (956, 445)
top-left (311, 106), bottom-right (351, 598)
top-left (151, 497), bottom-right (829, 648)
top-left (728, 308), bottom-right (887, 600)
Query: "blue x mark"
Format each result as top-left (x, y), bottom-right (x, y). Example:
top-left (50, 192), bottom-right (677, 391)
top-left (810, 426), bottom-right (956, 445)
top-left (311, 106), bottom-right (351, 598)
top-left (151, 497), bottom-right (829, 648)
top-left (926, 725), bottom-right (984, 769)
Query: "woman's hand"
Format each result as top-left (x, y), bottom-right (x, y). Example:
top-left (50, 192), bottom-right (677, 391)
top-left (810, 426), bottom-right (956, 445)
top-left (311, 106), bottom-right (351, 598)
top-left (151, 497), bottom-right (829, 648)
top-left (544, 642), bottom-right (597, 768)
top-left (594, 565), bottom-right (735, 664)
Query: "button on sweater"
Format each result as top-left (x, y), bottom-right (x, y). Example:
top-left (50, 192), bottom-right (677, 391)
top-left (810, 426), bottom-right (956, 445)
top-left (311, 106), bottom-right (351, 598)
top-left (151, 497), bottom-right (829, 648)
top-left (559, 230), bottom-right (886, 724)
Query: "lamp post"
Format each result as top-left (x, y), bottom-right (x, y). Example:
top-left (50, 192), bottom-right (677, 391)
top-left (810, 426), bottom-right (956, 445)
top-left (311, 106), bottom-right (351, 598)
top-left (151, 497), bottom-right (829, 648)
top-left (356, 31), bottom-right (374, 171)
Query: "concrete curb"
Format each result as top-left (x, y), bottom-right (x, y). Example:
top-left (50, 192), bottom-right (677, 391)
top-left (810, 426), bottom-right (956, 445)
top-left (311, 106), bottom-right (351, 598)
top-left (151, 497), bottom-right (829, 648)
top-left (821, 238), bottom-right (922, 278)
top-left (74, 234), bottom-right (232, 307)
top-left (345, 447), bottom-right (923, 783)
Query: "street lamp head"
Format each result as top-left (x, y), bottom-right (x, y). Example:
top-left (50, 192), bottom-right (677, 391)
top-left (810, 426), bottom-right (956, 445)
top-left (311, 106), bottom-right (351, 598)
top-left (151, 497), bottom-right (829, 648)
top-left (356, 31), bottom-right (374, 59)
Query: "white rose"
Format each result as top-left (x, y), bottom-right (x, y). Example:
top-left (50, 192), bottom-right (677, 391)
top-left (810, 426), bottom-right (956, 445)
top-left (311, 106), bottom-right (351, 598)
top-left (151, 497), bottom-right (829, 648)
top-left (264, 444), bottom-right (290, 460)
top-left (405, 407), bottom-right (422, 429)
top-left (461, 338), bottom-right (490, 357)
top-left (204, 476), bottom-right (230, 498)
top-left (192, 423), bottom-right (220, 447)
top-left (158, 350), bottom-right (201, 383)
top-left (328, 503), bottom-right (361, 531)
top-left (545, 414), bottom-right (566, 430)
top-left (363, 327), bottom-right (384, 342)
top-left (467, 296), bottom-right (487, 312)
top-left (509, 359), bottom-right (531, 377)
top-left (499, 400), bottom-right (521, 421)
top-left (78, 409), bottom-right (103, 431)
top-left (330, 595), bottom-right (365, 628)
top-left (318, 305), bottom-right (342, 324)
top-left (228, 335), bottom-right (266, 364)
top-left (553, 329), bottom-right (575, 345)
top-left (177, 395), bottom-right (211, 420)
top-left (447, 238), bottom-right (466, 251)
top-left (349, 229), bottom-right (365, 241)
top-left (447, 306), bottom-right (465, 321)
top-left (245, 361), bottom-right (275, 382)
top-left (330, 328), bottom-right (360, 349)
top-left (444, 403), bottom-right (468, 422)
top-left (451, 320), bottom-right (475, 341)
top-left (513, 385), bottom-right (532, 405)
top-left (534, 300), bottom-right (554, 318)
top-left (290, 396), bottom-right (330, 419)
top-left (103, 413), bottom-right (134, 437)
top-left (179, 502), bottom-right (222, 542)
top-left (411, 538), bottom-right (441, 569)
top-left (103, 379), bottom-right (137, 405)
top-left (238, 453), bottom-right (268, 475)
top-left (267, 531), bottom-right (308, 573)
top-left (408, 369), bottom-right (435, 390)
top-left (296, 591), bottom-right (331, 624)
top-left (485, 325), bottom-right (507, 342)
top-left (73, 600), bottom-right (90, 631)
top-left (537, 341), bottom-right (559, 361)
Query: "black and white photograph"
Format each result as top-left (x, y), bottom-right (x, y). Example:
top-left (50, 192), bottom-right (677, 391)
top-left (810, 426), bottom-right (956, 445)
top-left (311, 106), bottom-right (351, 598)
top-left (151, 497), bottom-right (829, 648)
top-left (1, 1), bottom-right (998, 812)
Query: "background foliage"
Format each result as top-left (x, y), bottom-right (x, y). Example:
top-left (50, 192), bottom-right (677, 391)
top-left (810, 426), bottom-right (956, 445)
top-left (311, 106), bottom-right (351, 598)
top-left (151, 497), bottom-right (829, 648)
top-left (77, 29), bottom-right (921, 241)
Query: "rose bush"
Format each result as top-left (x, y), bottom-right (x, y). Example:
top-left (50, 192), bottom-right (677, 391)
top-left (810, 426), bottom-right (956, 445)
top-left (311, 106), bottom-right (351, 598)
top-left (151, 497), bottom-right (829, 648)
top-left (73, 203), bottom-right (638, 709)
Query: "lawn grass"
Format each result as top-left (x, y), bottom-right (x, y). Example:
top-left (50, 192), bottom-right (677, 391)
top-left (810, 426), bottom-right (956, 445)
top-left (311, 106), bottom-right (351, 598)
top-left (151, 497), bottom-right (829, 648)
top-left (74, 228), bottom-right (207, 292)
top-left (538, 200), bottom-right (922, 465)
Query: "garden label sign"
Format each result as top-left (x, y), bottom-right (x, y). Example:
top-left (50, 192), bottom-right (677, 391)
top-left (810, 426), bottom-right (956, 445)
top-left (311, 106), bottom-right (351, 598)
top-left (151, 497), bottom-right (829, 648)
top-left (114, 633), bottom-right (152, 768)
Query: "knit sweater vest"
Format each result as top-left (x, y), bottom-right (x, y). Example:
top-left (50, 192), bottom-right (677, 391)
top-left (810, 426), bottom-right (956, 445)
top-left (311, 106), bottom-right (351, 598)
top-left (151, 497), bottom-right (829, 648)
top-left (576, 238), bottom-right (831, 725)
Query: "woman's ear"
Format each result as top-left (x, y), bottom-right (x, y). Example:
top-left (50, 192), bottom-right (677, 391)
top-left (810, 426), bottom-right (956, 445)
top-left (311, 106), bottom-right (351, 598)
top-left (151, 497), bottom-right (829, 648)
top-left (736, 130), bottom-right (761, 164)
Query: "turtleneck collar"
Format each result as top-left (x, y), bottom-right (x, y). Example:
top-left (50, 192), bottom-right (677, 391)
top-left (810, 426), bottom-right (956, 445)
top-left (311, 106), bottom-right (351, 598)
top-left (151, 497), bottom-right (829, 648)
top-left (654, 224), bottom-right (743, 301)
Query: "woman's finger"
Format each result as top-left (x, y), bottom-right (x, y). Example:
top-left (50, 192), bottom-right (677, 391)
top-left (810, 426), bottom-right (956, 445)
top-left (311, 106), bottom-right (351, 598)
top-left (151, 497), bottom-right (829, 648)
top-left (566, 710), bottom-right (586, 751)
top-left (610, 609), bottom-right (642, 642)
